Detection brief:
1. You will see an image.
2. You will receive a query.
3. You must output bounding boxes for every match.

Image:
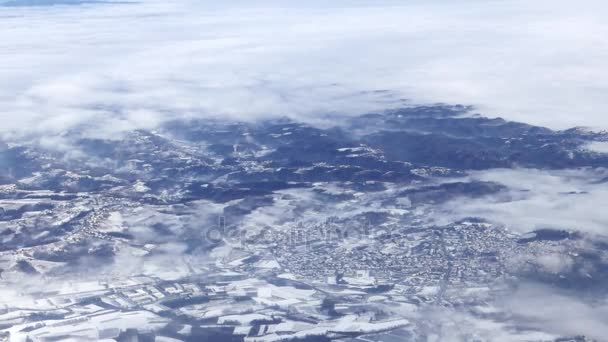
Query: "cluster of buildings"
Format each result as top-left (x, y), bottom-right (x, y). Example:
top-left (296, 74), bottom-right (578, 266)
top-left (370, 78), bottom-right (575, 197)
top-left (267, 220), bottom-right (521, 301)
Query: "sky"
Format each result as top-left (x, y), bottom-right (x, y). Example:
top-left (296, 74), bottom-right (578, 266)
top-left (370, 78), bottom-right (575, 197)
top-left (1, 0), bottom-right (608, 140)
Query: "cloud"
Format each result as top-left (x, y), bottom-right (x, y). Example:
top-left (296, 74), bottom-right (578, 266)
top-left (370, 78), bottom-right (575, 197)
top-left (410, 282), bottom-right (608, 341)
top-left (436, 168), bottom-right (608, 235)
top-left (499, 282), bottom-right (608, 340)
top-left (535, 253), bottom-right (575, 274)
top-left (584, 141), bottom-right (608, 153)
top-left (1, 0), bottom-right (608, 141)
top-left (414, 306), bottom-right (559, 342)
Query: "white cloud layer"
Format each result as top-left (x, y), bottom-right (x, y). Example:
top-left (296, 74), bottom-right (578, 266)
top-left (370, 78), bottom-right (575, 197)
top-left (438, 168), bottom-right (608, 234)
top-left (1, 0), bottom-right (608, 139)
top-left (500, 283), bottom-right (608, 340)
